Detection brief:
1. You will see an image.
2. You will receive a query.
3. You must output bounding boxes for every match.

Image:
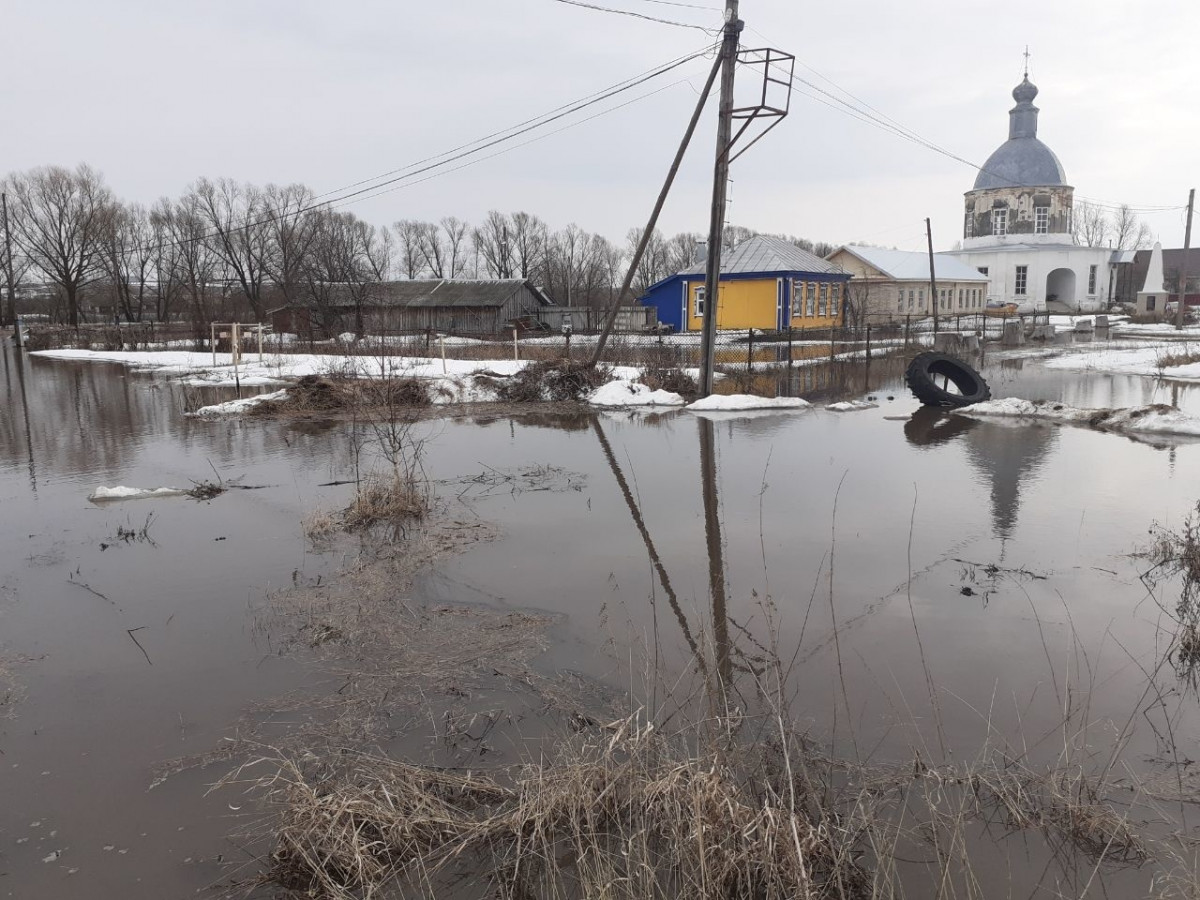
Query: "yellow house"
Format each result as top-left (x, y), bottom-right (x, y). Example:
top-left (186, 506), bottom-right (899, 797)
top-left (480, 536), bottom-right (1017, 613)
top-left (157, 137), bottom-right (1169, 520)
top-left (641, 235), bottom-right (851, 332)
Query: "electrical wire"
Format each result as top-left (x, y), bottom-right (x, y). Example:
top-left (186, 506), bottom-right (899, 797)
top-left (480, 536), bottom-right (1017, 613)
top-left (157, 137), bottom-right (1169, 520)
top-left (330, 78), bottom-right (692, 209)
top-left (741, 31), bottom-right (1185, 214)
top-left (548, 0), bottom-right (715, 31)
top-left (98, 45), bottom-right (716, 261)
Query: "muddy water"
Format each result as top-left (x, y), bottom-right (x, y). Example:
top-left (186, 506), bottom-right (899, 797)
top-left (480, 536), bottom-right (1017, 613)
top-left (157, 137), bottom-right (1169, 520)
top-left (3, 340), bottom-right (1200, 897)
top-left (0, 344), bottom-right (362, 898)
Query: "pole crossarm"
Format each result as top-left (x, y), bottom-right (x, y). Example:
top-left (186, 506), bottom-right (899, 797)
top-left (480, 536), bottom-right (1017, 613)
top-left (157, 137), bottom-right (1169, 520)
top-left (726, 47), bottom-right (794, 163)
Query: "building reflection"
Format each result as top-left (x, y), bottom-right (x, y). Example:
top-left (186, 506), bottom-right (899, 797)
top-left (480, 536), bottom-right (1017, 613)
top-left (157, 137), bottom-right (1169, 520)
top-left (904, 407), bottom-right (1056, 541)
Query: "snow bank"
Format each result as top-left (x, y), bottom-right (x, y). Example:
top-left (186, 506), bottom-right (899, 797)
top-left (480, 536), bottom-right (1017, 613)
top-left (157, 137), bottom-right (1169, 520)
top-left (687, 394), bottom-right (810, 412)
top-left (189, 389), bottom-right (288, 417)
top-left (826, 400), bottom-right (878, 412)
top-left (587, 381), bottom-right (686, 408)
top-left (1042, 345), bottom-right (1200, 380)
top-left (958, 398), bottom-right (1200, 437)
top-left (89, 486), bottom-right (190, 502)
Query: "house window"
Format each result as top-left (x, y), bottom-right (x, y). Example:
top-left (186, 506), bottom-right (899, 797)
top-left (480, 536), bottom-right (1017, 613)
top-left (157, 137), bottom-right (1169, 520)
top-left (908, 289), bottom-right (914, 310)
top-left (830, 284), bottom-right (840, 318)
top-left (897, 288), bottom-right (904, 311)
top-left (978, 266), bottom-right (989, 276)
top-left (806, 282), bottom-right (816, 316)
top-left (1088, 265), bottom-right (1098, 295)
top-left (818, 283), bottom-right (828, 317)
top-left (694, 286), bottom-right (705, 318)
top-left (1015, 265), bottom-right (1028, 296)
top-left (918, 289), bottom-right (925, 309)
top-left (1035, 206), bottom-right (1049, 234)
top-left (965, 214), bottom-right (974, 238)
top-left (792, 280), bottom-right (804, 317)
top-left (993, 209), bottom-right (1008, 236)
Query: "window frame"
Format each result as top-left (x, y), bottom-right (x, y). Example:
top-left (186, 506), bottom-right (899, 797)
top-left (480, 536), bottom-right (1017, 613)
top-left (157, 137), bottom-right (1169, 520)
top-left (1034, 206), bottom-right (1049, 235)
top-left (993, 209), bottom-right (1008, 236)
top-left (1015, 265), bottom-right (1028, 296)
top-left (694, 285), bottom-right (705, 318)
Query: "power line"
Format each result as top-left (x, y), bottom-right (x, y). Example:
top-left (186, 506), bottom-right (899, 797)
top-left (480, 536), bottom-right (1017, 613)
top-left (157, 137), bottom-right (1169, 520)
top-left (96, 45), bottom-right (716, 262)
top-left (331, 78), bottom-right (693, 209)
top-left (548, 0), bottom-right (715, 30)
top-left (628, 0), bottom-right (719, 9)
top-left (740, 31), bottom-right (1186, 214)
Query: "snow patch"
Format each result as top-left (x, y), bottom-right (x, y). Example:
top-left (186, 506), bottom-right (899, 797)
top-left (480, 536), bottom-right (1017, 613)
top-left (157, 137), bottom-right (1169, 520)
top-left (958, 398), bottom-right (1200, 438)
top-left (587, 381), bottom-right (686, 408)
top-left (188, 389), bottom-right (288, 417)
top-left (89, 486), bottom-right (191, 502)
top-left (827, 400), bottom-right (878, 412)
top-left (687, 394), bottom-right (810, 412)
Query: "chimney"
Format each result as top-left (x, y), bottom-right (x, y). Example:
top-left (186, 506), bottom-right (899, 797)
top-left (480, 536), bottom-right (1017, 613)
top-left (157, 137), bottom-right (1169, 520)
top-left (694, 241), bottom-right (707, 265)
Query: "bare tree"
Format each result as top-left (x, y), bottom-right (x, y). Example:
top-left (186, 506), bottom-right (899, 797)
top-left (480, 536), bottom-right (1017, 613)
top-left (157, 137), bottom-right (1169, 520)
top-left (473, 211), bottom-right (515, 279)
top-left (626, 226), bottom-right (669, 296)
top-left (1112, 204), bottom-right (1153, 251)
top-left (3, 164), bottom-right (115, 325)
top-left (99, 202), bottom-right (158, 321)
top-left (393, 219), bottom-right (425, 279)
top-left (510, 211), bottom-right (548, 280)
top-left (1072, 200), bottom-right (1109, 247)
top-left (190, 178), bottom-right (271, 319)
top-left (666, 231), bottom-right (703, 273)
top-left (304, 209), bottom-right (376, 335)
top-left (440, 216), bottom-right (469, 278)
top-left (414, 221), bottom-right (445, 277)
top-left (261, 183), bottom-right (319, 305)
top-left (161, 192), bottom-right (223, 332)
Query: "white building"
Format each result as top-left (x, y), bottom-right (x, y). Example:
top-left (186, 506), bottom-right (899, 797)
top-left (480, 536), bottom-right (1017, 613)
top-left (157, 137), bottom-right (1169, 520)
top-left (827, 245), bottom-right (990, 321)
top-left (944, 74), bottom-right (1112, 312)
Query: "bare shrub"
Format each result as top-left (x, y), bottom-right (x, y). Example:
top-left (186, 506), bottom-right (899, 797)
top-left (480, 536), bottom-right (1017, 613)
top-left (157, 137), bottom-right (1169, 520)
top-left (493, 360), bottom-right (610, 403)
top-left (639, 365), bottom-right (699, 397)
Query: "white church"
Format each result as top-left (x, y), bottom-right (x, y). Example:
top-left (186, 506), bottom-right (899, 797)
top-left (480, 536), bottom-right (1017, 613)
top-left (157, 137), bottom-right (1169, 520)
top-left (943, 73), bottom-right (1113, 312)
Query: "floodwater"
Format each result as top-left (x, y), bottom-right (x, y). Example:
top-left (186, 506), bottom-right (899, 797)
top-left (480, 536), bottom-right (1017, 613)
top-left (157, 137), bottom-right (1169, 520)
top-left (3, 338), bottom-right (1200, 897)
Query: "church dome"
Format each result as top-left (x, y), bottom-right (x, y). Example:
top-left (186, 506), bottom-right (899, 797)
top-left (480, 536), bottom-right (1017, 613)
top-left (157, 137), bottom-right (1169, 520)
top-left (971, 75), bottom-right (1068, 190)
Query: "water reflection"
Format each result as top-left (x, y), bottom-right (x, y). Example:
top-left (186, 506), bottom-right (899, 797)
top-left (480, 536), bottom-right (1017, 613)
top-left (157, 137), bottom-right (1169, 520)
top-left (903, 407), bottom-right (1055, 541)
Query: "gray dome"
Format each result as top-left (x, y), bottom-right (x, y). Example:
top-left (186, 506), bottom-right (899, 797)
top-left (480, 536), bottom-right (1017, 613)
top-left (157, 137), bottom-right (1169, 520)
top-left (973, 137), bottom-right (1067, 189)
top-left (972, 75), bottom-right (1067, 190)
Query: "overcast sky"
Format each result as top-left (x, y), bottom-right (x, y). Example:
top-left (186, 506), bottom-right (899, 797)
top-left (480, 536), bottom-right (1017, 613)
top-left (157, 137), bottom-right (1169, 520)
top-left (4, 0), bottom-right (1197, 253)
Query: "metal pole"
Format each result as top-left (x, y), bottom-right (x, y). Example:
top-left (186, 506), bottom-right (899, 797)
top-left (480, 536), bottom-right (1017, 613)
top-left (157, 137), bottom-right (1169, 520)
top-left (926, 217), bottom-right (939, 334)
top-left (1175, 188), bottom-right (1195, 331)
top-left (2, 193), bottom-right (16, 333)
top-left (699, 1), bottom-right (743, 396)
top-left (591, 52), bottom-right (723, 366)
top-left (746, 327), bottom-right (753, 373)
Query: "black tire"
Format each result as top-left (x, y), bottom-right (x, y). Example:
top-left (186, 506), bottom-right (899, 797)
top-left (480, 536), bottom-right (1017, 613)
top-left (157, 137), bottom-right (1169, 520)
top-left (905, 352), bottom-right (991, 408)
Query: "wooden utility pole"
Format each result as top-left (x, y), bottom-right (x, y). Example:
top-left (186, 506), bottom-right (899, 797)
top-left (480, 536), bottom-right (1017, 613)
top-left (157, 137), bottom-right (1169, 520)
top-left (1174, 188), bottom-right (1195, 331)
top-left (925, 217), bottom-right (939, 334)
top-left (2, 193), bottom-right (17, 332)
top-left (590, 52), bottom-right (723, 365)
top-left (698, 1), bottom-right (743, 396)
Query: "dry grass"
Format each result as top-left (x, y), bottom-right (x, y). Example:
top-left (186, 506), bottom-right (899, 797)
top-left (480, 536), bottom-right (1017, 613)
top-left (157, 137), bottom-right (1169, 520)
top-left (1156, 346), bottom-right (1200, 371)
top-left (343, 473), bottom-right (432, 530)
top-left (639, 365), bottom-right (699, 397)
top-left (234, 715), bottom-right (869, 900)
top-left (482, 360), bottom-right (611, 403)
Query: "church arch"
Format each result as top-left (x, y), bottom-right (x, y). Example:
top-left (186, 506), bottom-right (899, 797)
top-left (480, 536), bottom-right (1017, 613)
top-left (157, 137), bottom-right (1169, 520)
top-left (1046, 268), bottom-right (1076, 308)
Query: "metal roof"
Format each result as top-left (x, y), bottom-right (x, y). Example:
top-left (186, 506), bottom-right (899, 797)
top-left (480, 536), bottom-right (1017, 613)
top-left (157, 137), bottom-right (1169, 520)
top-left (354, 279), bottom-right (552, 309)
top-left (681, 235), bottom-right (840, 276)
top-left (835, 245), bottom-right (990, 282)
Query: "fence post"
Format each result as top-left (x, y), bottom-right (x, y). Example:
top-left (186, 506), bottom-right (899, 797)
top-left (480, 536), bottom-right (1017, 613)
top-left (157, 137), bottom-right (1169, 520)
top-left (211, 323), bottom-right (216, 366)
top-left (786, 324), bottom-right (793, 368)
top-left (513, 327), bottom-right (519, 362)
top-left (565, 330), bottom-right (571, 359)
top-left (829, 326), bottom-right (835, 362)
top-left (441, 336), bottom-right (447, 374)
top-left (865, 323), bottom-right (871, 361)
top-left (257, 323), bottom-right (263, 363)
top-left (746, 328), bottom-right (754, 373)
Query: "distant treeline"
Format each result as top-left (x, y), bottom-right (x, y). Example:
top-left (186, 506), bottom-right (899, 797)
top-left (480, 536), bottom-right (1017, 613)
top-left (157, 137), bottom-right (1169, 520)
top-left (0, 163), bottom-right (834, 328)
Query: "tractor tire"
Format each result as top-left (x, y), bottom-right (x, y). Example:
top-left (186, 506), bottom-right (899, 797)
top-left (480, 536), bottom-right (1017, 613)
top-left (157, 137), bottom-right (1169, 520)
top-left (905, 352), bottom-right (991, 408)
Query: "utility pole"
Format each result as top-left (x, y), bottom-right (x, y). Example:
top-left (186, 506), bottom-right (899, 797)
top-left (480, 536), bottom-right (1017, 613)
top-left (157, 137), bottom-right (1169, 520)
top-left (590, 51), bottom-right (723, 365)
top-left (698, 1), bottom-right (743, 396)
top-left (2, 193), bottom-right (16, 333)
top-left (1175, 188), bottom-right (1194, 331)
top-left (925, 217), bottom-right (939, 334)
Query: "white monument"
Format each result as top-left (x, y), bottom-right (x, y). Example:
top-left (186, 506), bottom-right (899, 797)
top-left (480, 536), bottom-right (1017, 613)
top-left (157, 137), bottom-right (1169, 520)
top-left (1136, 242), bottom-right (1167, 318)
